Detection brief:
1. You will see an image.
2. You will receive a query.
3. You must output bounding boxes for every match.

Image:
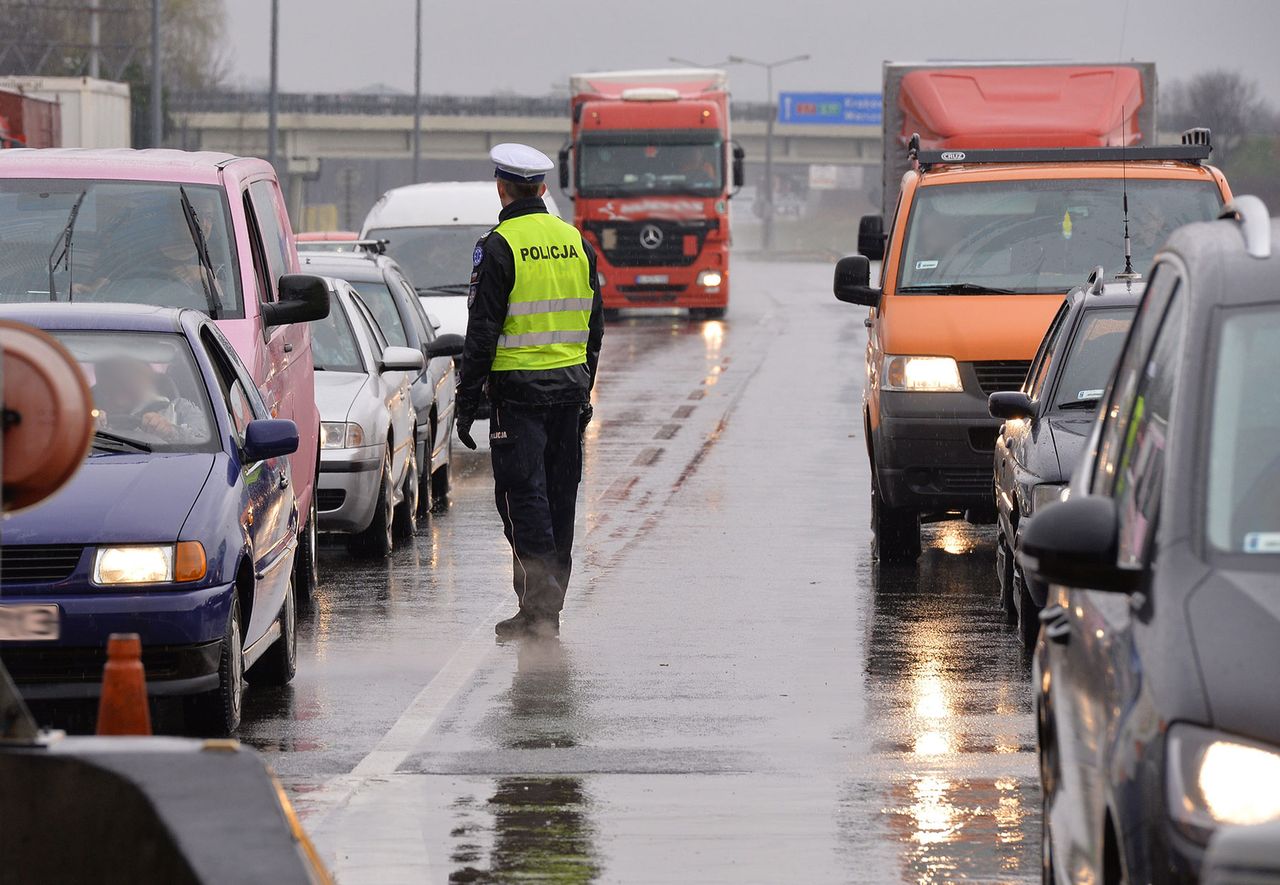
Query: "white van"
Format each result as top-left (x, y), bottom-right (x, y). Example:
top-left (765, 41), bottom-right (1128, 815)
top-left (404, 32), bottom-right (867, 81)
top-left (361, 181), bottom-right (562, 339)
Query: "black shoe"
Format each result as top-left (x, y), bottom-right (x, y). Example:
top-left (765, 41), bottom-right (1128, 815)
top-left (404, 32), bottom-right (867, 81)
top-left (495, 611), bottom-right (533, 638)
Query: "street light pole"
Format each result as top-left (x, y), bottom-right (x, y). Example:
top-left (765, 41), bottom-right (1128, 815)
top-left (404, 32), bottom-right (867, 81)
top-left (149, 0), bottom-right (161, 147)
top-left (727, 54), bottom-right (810, 252)
top-left (267, 0), bottom-right (280, 170)
top-left (412, 0), bottom-right (423, 182)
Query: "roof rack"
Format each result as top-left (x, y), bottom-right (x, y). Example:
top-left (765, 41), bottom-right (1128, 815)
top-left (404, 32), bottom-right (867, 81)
top-left (908, 129), bottom-right (1213, 170)
top-left (1218, 195), bottom-right (1272, 259)
top-left (297, 238), bottom-right (388, 255)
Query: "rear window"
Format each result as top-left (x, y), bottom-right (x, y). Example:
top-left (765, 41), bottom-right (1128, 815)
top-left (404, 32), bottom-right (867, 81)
top-left (366, 225), bottom-right (490, 294)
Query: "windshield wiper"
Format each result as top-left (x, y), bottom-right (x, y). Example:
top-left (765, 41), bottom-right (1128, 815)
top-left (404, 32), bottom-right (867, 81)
top-left (417, 284), bottom-right (471, 296)
top-left (1057, 398), bottom-right (1101, 411)
top-left (899, 283), bottom-right (1019, 295)
top-left (92, 429), bottom-right (153, 453)
top-left (46, 190), bottom-right (88, 302)
top-left (179, 186), bottom-right (222, 318)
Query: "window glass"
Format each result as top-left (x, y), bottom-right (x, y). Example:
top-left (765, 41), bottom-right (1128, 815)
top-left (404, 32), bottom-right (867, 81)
top-left (350, 280), bottom-right (409, 346)
top-left (898, 179), bottom-right (1222, 294)
top-left (0, 180), bottom-right (242, 318)
top-left (243, 190), bottom-right (274, 304)
top-left (308, 294), bottom-right (366, 373)
top-left (401, 279), bottom-right (435, 344)
top-left (1113, 294), bottom-right (1183, 566)
top-left (578, 129), bottom-right (723, 197)
top-left (1050, 307), bottom-right (1136, 411)
top-left (1206, 306), bottom-right (1280, 555)
top-left (248, 181), bottom-right (292, 294)
top-left (367, 225), bottom-right (489, 292)
top-left (1026, 302), bottom-right (1070, 401)
top-left (350, 294), bottom-right (389, 354)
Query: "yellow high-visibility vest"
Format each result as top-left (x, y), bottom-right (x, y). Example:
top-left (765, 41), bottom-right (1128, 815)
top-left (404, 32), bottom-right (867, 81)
top-left (491, 213), bottom-right (593, 372)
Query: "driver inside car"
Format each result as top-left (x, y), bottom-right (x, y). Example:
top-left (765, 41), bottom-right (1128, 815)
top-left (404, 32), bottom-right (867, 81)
top-left (92, 355), bottom-right (210, 444)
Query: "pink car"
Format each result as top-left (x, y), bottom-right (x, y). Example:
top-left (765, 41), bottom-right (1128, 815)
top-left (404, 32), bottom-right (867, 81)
top-left (0, 149), bottom-right (329, 601)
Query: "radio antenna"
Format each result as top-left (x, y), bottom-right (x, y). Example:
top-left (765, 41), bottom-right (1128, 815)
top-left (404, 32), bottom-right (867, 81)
top-left (1117, 107), bottom-right (1140, 281)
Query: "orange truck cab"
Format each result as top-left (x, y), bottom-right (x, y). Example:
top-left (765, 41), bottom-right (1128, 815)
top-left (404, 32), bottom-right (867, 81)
top-left (833, 63), bottom-right (1231, 561)
top-left (560, 69), bottom-right (744, 320)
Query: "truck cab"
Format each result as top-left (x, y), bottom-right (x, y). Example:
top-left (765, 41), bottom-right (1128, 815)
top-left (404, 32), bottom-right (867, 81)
top-left (561, 69), bottom-right (744, 320)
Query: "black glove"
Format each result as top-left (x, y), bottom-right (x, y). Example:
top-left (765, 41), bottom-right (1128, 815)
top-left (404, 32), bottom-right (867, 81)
top-left (579, 403), bottom-right (593, 435)
top-left (456, 401), bottom-right (478, 450)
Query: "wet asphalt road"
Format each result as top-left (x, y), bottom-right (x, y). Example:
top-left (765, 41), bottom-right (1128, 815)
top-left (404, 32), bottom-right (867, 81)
top-left (241, 258), bottom-right (1039, 883)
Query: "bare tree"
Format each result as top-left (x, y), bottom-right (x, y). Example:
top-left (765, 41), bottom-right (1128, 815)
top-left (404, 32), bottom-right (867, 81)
top-left (1164, 69), bottom-right (1268, 167)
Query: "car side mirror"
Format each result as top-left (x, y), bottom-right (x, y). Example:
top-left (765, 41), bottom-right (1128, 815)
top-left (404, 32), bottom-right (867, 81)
top-left (380, 345), bottom-right (425, 373)
top-left (858, 214), bottom-right (886, 262)
top-left (1019, 495), bottom-right (1138, 593)
top-left (558, 145), bottom-right (571, 193)
top-left (242, 418), bottom-right (299, 462)
top-left (265, 274), bottom-right (330, 327)
top-left (833, 255), bottom-right (880, 307)
top-left (731, 143), bottom-right (745, 192)
top-left (988, 391), bottom-right (1035, 421)
top-left (425, 333), bottom-right (464, 359)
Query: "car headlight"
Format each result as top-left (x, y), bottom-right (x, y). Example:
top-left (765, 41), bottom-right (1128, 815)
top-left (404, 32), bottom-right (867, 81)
top-left (882, 356), bottom-right (963, 392)
top-left (321, 421), bottom-right (364, 449)
top-left (93, 542), bottom-right (206, 585)
top-left (1167, 723), bottom-right (1280, 839)
top-left (697, 270), bottom-right (723, 288)
top-left (1030, 483), bottom-right (1067, 515)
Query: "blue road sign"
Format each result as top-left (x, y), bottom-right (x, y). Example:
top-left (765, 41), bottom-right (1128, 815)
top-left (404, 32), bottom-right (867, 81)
top-left (778, 92), bottom-right (882, 126)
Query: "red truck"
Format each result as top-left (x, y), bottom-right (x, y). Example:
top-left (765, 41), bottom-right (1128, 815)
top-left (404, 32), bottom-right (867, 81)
top-left (560, 69), bottom-right (744, 320)
top-left (0, 89), bottom-right (60, 148)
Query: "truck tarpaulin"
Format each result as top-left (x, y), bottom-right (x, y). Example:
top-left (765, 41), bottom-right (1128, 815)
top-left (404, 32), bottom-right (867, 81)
top-left (0, 89), bottom-right (60, 148)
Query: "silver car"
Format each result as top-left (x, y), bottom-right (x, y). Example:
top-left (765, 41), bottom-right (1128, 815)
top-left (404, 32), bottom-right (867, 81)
top-left (312, 279), bottom-right (425, 556)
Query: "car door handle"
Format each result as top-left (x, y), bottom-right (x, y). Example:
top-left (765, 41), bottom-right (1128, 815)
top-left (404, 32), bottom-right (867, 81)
top-left (1045, 621), bottom-right (1071, 644)
top-left (864, 318), bottom-right (874, 328)
top-left (284, 343), bottom-right (294, 353)
top-left (279, 473), bottom-right (289, 489)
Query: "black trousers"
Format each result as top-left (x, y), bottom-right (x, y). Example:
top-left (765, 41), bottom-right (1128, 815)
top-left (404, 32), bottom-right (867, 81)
top-left (489, 403), bottom-right (583, 618)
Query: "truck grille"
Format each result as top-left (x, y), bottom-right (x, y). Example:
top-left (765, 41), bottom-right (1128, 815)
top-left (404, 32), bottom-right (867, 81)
top-left (972, 361), bottom-right (1031, 395)
top-left (1, 545), bottom-right (86, 586)
top-left (585, 219), bottom-right (716, 267)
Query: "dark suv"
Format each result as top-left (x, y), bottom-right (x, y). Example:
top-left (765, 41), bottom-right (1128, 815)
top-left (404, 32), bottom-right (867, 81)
top-left (1022, 197), bottom-right (1280, 884)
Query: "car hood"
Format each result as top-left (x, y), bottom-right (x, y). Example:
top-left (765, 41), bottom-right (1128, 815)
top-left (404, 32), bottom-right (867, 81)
top-left (1045, 414), bottom-right (1094, 481)
top-left (315, 372), bottom-right (370, 423)
top-left (2, 453), bottom-right (215, 545)
top-left (1186, 567), bottom-right (1280, 740)
top-left (879, 293), bottom-right (1063, 362)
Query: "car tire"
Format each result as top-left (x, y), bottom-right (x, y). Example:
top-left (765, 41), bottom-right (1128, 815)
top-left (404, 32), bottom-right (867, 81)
top-left (350, 444), bottom-right (394, 558)
top-left (294, 482), bottom-right (318, 612)
top-left (1041, 806), bottom-right (1056, 885)
top-left (870, 454), bottom-right (920, 562)
top-left (997, 537), bottom-right (1017, 625)
top-left (393, 448), bottom-right (418, 540)
top-left (1015, 568), bottom-right (1040, 649)
top-left (430, 431), bottom-right (451, 510)
top-left (246, 576), bottom-right (297, 687)
top-left (186, 594), bottom-right (243, 736)
top-left (689, 307), bottom-right (727, 320)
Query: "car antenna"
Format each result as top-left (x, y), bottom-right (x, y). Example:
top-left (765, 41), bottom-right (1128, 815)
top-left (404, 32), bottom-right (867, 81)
top-left (1116, 110), bottom-right (1141, 282)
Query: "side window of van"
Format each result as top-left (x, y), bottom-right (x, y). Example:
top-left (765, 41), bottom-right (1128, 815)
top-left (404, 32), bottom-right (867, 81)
top-left (248, 181), bottom-right (292, 298)
top-left (242, 190), bottom-right (274, 304)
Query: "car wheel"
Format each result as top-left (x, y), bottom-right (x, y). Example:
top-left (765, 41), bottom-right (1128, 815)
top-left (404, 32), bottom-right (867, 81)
top-left (186, 593), bottom-right (243, 736)
top-left (430, 430), bottom-right (452, 510)
top-left (997, 537), bottom-right (1017, 625)
top-left (350, 443), bottom-right (394, 558)
top-left (1042, 805), bottom-right (1056, 885)
top-left (246, 576), bottom-right (297, 687)
top-left (1015, 568), bottom-right (1040, 649)
top-left (870, 457), bottom-right (920, 563)
top-left (294, 482), bottom-right (318, 612)
top-left (393, 448), bottom-right (418, 540)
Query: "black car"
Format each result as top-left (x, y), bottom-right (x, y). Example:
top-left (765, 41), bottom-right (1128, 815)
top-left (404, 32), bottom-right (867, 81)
top-left (1022, 197), bottom-right (1280, 884)
top-left (989, 271), bottom-right (1141, 648)
top-left (302, 249), bottom-right (463, 514)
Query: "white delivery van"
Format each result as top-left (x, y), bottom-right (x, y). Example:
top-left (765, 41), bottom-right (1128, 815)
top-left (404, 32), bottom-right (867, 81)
top-left (361, 181), bottom-right (562, 339)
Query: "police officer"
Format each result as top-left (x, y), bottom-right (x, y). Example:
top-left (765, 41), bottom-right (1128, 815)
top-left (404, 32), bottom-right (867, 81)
top-left (456, 143), bottom-right (604, 639)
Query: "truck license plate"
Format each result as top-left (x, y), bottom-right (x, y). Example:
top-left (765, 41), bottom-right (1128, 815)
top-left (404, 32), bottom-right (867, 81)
top-left (0, 604), bottom-right (60, 641)
top-left (635, 274), bottom-right (669, 285)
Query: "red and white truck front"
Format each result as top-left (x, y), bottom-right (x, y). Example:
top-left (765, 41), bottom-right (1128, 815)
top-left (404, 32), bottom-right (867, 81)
top-left (560, 69), bottom-right (743, 320)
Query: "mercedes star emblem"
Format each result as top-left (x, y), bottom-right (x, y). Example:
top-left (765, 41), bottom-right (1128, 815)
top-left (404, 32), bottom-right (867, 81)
top-left (639, 224), bottom-right (664, 250)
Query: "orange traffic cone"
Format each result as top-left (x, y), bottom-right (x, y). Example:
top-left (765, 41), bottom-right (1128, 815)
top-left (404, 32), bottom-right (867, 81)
top-left (95, 633), bottom-right (152, 736)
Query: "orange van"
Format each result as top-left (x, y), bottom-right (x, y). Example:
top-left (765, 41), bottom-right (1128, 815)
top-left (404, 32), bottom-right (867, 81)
top-left (833, 136), bottom-right (1231, 561)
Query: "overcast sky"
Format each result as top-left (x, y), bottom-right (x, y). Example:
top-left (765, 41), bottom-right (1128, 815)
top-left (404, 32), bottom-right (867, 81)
top-left (220, 0), bottom-right (1280, 103)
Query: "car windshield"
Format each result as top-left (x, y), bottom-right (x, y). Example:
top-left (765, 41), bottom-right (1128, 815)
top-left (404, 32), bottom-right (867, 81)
top-left (350, 280), bottom-right (409, 346)
top-left (898, 179), bottom-right (1223, 294)
top-left (0, 180), bottom-right (242, 318)
top-left (1051, 307), bottom-right (1135, 409)
top-left (309, 295), bottom-right (365, 373)
top-left (366, 225), bottom-right (489, 293)
top-left (53, 330), bottom-right (218, 454)
top-left (577, 130), bottom-right (723, 197)
top-left (1206, 306), bottom-right (1280, 557)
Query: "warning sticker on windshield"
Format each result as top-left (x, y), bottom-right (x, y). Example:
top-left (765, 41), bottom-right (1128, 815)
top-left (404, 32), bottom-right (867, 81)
top-left (1078, 389), bottom-right (1104, 400)
top-left (1243, 533), bottom-right (1280, 554)
top-left (915, 260), bottom-right (938, 270)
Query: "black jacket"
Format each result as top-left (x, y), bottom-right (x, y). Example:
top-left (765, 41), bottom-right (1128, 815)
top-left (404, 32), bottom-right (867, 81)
top-left (457, 196), bottom-right (604, 414)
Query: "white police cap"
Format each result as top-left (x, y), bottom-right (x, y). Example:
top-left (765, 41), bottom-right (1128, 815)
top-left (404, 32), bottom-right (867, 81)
top-left (491, 142), bottom-right (554, 183)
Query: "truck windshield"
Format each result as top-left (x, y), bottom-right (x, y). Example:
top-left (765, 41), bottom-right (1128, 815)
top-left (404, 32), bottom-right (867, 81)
top-left (367, 225), bottom-right (490, 294)
top-left (898, 178), bottom-right (1222, 294)
top-left (578, 130), bottom-right (722, 197)
top-left (0, 179), bottom-right (242, 318)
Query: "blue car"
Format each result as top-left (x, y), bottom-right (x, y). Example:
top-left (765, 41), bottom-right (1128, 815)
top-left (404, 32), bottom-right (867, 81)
top-left (0, 304), bottom-right (301, 735)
